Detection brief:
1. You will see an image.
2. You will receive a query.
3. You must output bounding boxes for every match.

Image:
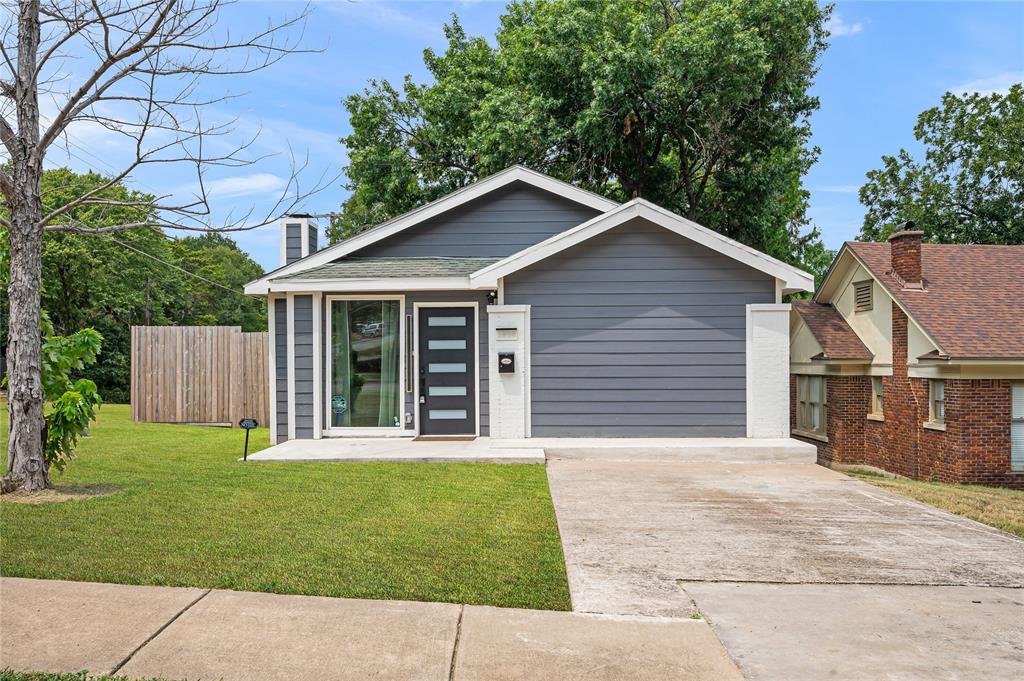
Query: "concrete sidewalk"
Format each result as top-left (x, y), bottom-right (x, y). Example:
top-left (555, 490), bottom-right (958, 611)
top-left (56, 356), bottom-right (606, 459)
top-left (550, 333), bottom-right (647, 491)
top-left (0, 577), bottom-right (742, 681)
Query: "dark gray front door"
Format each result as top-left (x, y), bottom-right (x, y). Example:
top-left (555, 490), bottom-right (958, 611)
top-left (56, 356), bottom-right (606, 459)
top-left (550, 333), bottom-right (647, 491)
top-left (418, 307), bottom-right (476, 435)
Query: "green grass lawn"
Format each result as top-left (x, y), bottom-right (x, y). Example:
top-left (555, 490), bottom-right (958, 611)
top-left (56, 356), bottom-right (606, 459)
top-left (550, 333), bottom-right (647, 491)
top-left (0, 404), bottom-right (570, 610)
top-left (846, 468), bottom-right (1024, 539)
top-left (1, 673), bottom-right (164, 681)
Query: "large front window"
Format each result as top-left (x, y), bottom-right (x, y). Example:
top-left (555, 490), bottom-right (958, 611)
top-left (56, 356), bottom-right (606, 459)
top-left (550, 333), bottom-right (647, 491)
top-left (329, 299), bottom-right (401, 429)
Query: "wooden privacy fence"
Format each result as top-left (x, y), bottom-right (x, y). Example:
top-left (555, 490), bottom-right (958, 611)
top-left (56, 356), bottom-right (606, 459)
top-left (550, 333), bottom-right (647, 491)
top-left (131, 326), bottom-right (268, 427)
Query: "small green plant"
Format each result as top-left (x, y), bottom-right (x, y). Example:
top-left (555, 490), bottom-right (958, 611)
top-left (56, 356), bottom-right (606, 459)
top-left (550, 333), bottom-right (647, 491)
top-left (3, 314), bottom-right (103, 484)
top-left (40, 315), bottom-right (103, 474)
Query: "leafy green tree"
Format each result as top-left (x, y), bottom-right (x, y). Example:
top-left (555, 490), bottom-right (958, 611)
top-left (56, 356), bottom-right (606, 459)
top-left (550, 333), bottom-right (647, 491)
top-left (859, 84), bottom-right (1024, 243)
top-left (2, 169), bottom-right (265, 404)
top-left (334, 0), bottom-right (831, 273)
top-left (1, 314), bottom-right (102, 491)
top-left (168, 233), bottom-right (267, 331)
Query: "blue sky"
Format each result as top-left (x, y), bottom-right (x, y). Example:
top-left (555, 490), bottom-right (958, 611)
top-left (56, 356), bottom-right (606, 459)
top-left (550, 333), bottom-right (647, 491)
top-left (46, 1), bottom-right (1024, 271)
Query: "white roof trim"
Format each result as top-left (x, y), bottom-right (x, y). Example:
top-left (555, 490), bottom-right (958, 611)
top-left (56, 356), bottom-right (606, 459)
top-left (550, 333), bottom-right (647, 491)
top-left (470, 199), bottom-right (815, 293)
top-left (244, 166), bottom-right (618, 295)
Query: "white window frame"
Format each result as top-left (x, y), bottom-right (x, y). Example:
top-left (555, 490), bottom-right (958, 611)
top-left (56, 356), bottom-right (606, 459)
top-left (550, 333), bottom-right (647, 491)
top-left (869, 376), bottom-right (884, 419)
top-left (796, 375), bottom-right (827, 438)
top-left (323, 294), bottom-right (410, 437)
top-left (1011, 382), bottom-right (1023, 472)
top-left (925, 379), bottom-right (946, 431)
top-left (413, 301), bottom-right (481, 437)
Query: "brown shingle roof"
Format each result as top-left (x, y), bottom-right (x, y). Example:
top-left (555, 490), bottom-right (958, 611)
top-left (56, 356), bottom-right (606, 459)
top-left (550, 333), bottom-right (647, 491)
top-left (792, 300), bottom-right (873, 361)
top-left (846, 242), bottom-right (1024, 360)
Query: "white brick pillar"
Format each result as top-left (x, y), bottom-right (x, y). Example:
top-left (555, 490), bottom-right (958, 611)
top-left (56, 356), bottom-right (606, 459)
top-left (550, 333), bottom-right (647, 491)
top-left (487, 305), bottom-right (531, 439)
top-left (746, 303), bottom-right (791, 438)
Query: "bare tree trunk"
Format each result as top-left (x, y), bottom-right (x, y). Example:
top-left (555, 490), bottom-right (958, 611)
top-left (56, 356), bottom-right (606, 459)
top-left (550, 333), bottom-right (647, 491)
top-left (5, 0), bottom-right (47, 492)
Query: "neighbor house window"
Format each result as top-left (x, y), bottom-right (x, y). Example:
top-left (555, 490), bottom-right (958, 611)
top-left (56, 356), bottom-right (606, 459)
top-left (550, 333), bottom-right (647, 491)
top-left (854, 280), bottom-right (873, 312)
top-left (870, 376), bottom-right (884, 416)
top-left (797, 375), bottom-right (827, 436)
top-left (929, 380), bottom-right (945, 424)
top-left (1011, 383), bottom-right (1023, 472)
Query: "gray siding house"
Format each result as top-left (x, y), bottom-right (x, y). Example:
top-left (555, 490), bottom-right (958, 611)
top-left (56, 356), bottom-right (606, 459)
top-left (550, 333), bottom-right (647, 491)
top-left (245, 167), bottom-right (812, 444)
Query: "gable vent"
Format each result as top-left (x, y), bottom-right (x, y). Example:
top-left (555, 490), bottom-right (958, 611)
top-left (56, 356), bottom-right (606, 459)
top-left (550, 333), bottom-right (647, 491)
top-left (854, 280), bottom-right (873, 312)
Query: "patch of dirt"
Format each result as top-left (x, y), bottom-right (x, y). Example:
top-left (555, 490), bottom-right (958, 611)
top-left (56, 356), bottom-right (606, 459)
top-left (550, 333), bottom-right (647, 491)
top-left (1, 483), bottom-right (122, 504)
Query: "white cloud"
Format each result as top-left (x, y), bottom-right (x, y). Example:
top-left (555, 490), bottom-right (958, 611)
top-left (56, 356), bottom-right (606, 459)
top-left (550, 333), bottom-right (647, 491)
top-left (322, 1), bottom-right (442, 40)
top-left (206, 173), bottom-right (288, 199)
top-left (825, 14), bottom-right (863, 38)
top-left (815, 184), bottom-right (860, 194)
top-left (949, 72), bottom-right (1023, 97)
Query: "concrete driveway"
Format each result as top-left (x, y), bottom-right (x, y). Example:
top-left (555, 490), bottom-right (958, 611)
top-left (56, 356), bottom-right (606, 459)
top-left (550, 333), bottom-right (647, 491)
top-left (546, 460), bottom-right (1024, 680)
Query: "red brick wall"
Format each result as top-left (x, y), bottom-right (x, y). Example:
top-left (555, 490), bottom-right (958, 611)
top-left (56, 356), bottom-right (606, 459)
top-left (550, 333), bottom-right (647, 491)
top-left (889, 231), bottom-right (922, 284)
top-left (792, 302), bottom-right (1021, 489)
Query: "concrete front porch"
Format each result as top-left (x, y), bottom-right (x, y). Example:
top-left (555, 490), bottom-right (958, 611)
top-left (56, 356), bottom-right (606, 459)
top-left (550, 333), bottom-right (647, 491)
top-left (246, 437), bottom-right (816, 464)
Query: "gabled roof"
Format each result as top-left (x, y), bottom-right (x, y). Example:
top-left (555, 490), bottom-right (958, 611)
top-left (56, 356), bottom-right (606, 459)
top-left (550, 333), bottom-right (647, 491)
top-left (837, 242), bottom-right (1024, 360)
top-left (244, 166), bottom-right (618, 295)
top-left (791, 300), bottom-right (873, 361)
top-left (470, 199), bottom-right (814, 293)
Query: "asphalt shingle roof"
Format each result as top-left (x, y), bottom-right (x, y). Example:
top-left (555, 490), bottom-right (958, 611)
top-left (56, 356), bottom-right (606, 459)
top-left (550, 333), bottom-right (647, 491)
top-left (792, 300), bottom-right (874, 361)
top-left (270, 257), bottom-right (501, 281)
top-left (846, 242), bottom-right (1024, 360)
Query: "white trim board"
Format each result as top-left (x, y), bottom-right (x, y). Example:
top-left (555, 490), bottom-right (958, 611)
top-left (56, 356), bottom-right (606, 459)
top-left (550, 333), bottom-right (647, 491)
top-left (286, 294), bottom-right (296, 441)
top-left (244, 166), bottom-right (618, 295)
top-left (267, 295), bottom-right (279, 445)
top-left (471, 199), bottom-right (814, 294)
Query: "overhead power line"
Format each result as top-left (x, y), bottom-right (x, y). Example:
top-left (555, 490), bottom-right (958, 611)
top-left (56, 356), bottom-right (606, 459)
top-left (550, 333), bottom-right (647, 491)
top-left (105, 235), bottom-right (249, 298)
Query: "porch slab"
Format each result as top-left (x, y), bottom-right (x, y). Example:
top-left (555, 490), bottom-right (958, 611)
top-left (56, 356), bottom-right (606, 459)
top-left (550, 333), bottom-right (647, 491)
top-left (495, 437), bottom-right (817, 464)
top-left (247, 437), bottom-right (545, 463)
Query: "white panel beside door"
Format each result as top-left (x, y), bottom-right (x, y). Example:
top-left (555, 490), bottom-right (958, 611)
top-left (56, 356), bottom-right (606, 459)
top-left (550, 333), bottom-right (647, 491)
top-left (487, 305), bottom-right (530, 439)
top-left (746, 303), bottom-right (791, 438)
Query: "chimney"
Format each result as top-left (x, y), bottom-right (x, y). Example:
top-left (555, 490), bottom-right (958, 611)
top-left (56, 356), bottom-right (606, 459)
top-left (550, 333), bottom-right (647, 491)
top-left (887, 221), bottom-right (923, 288)
top-left (280, 214), bottom-right (318, 267)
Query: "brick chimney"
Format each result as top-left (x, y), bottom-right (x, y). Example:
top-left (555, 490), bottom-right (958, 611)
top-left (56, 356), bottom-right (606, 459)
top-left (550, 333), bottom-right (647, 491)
top-left (887, 222), bottom-right (924, 288)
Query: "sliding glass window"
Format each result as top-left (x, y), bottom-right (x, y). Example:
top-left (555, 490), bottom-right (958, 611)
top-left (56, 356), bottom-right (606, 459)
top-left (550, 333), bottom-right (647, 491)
top-left (329, 299), bottom-right (401, 429)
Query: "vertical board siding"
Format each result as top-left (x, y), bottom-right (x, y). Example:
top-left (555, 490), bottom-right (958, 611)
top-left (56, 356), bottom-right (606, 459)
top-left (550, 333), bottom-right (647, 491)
top-left (285, 223), bottom-right (302, 264)
top-left (275, 299), bottom-right (289, 441)
top-left (504, 219), bottom-right (775, 436)
top-left (355, 182), bottom-right (601, 258)
top-left (130, 326), bottom-right (268, 426)
top-left (308, 225), bottom-right (318, 254)
top-left (293, 295), bottom-right (315, 438)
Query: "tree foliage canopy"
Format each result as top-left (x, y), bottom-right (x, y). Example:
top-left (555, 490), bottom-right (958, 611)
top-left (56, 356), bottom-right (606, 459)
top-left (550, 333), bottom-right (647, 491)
top-left (858, 84), bottom-right (1024, 243)
top-left (335, 0), bottom-right (833, 274)
top-left (1, 168), bottom-right (266, 403)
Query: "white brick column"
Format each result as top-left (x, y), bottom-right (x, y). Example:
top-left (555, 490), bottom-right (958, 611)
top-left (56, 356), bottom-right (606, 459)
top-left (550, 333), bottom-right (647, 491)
top-left (487, 305), bottom-right (531, 439)
top-left (746, 303), bottom-right (791, 438)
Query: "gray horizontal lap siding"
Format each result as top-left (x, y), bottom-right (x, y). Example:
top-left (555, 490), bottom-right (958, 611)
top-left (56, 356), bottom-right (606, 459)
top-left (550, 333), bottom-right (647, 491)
top-left (355, 182), bottom-right (601, 258)
top-left (293, 295), bottom-right (315, 439)
top-left (503, 218), bottom-right (775, 437)
top-left (274, 299), bottom-right (288, 443)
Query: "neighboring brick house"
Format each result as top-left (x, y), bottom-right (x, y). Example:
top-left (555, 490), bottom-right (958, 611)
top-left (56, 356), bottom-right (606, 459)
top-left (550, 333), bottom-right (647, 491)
top-left (790, 228), bottom-right (1024, 488)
